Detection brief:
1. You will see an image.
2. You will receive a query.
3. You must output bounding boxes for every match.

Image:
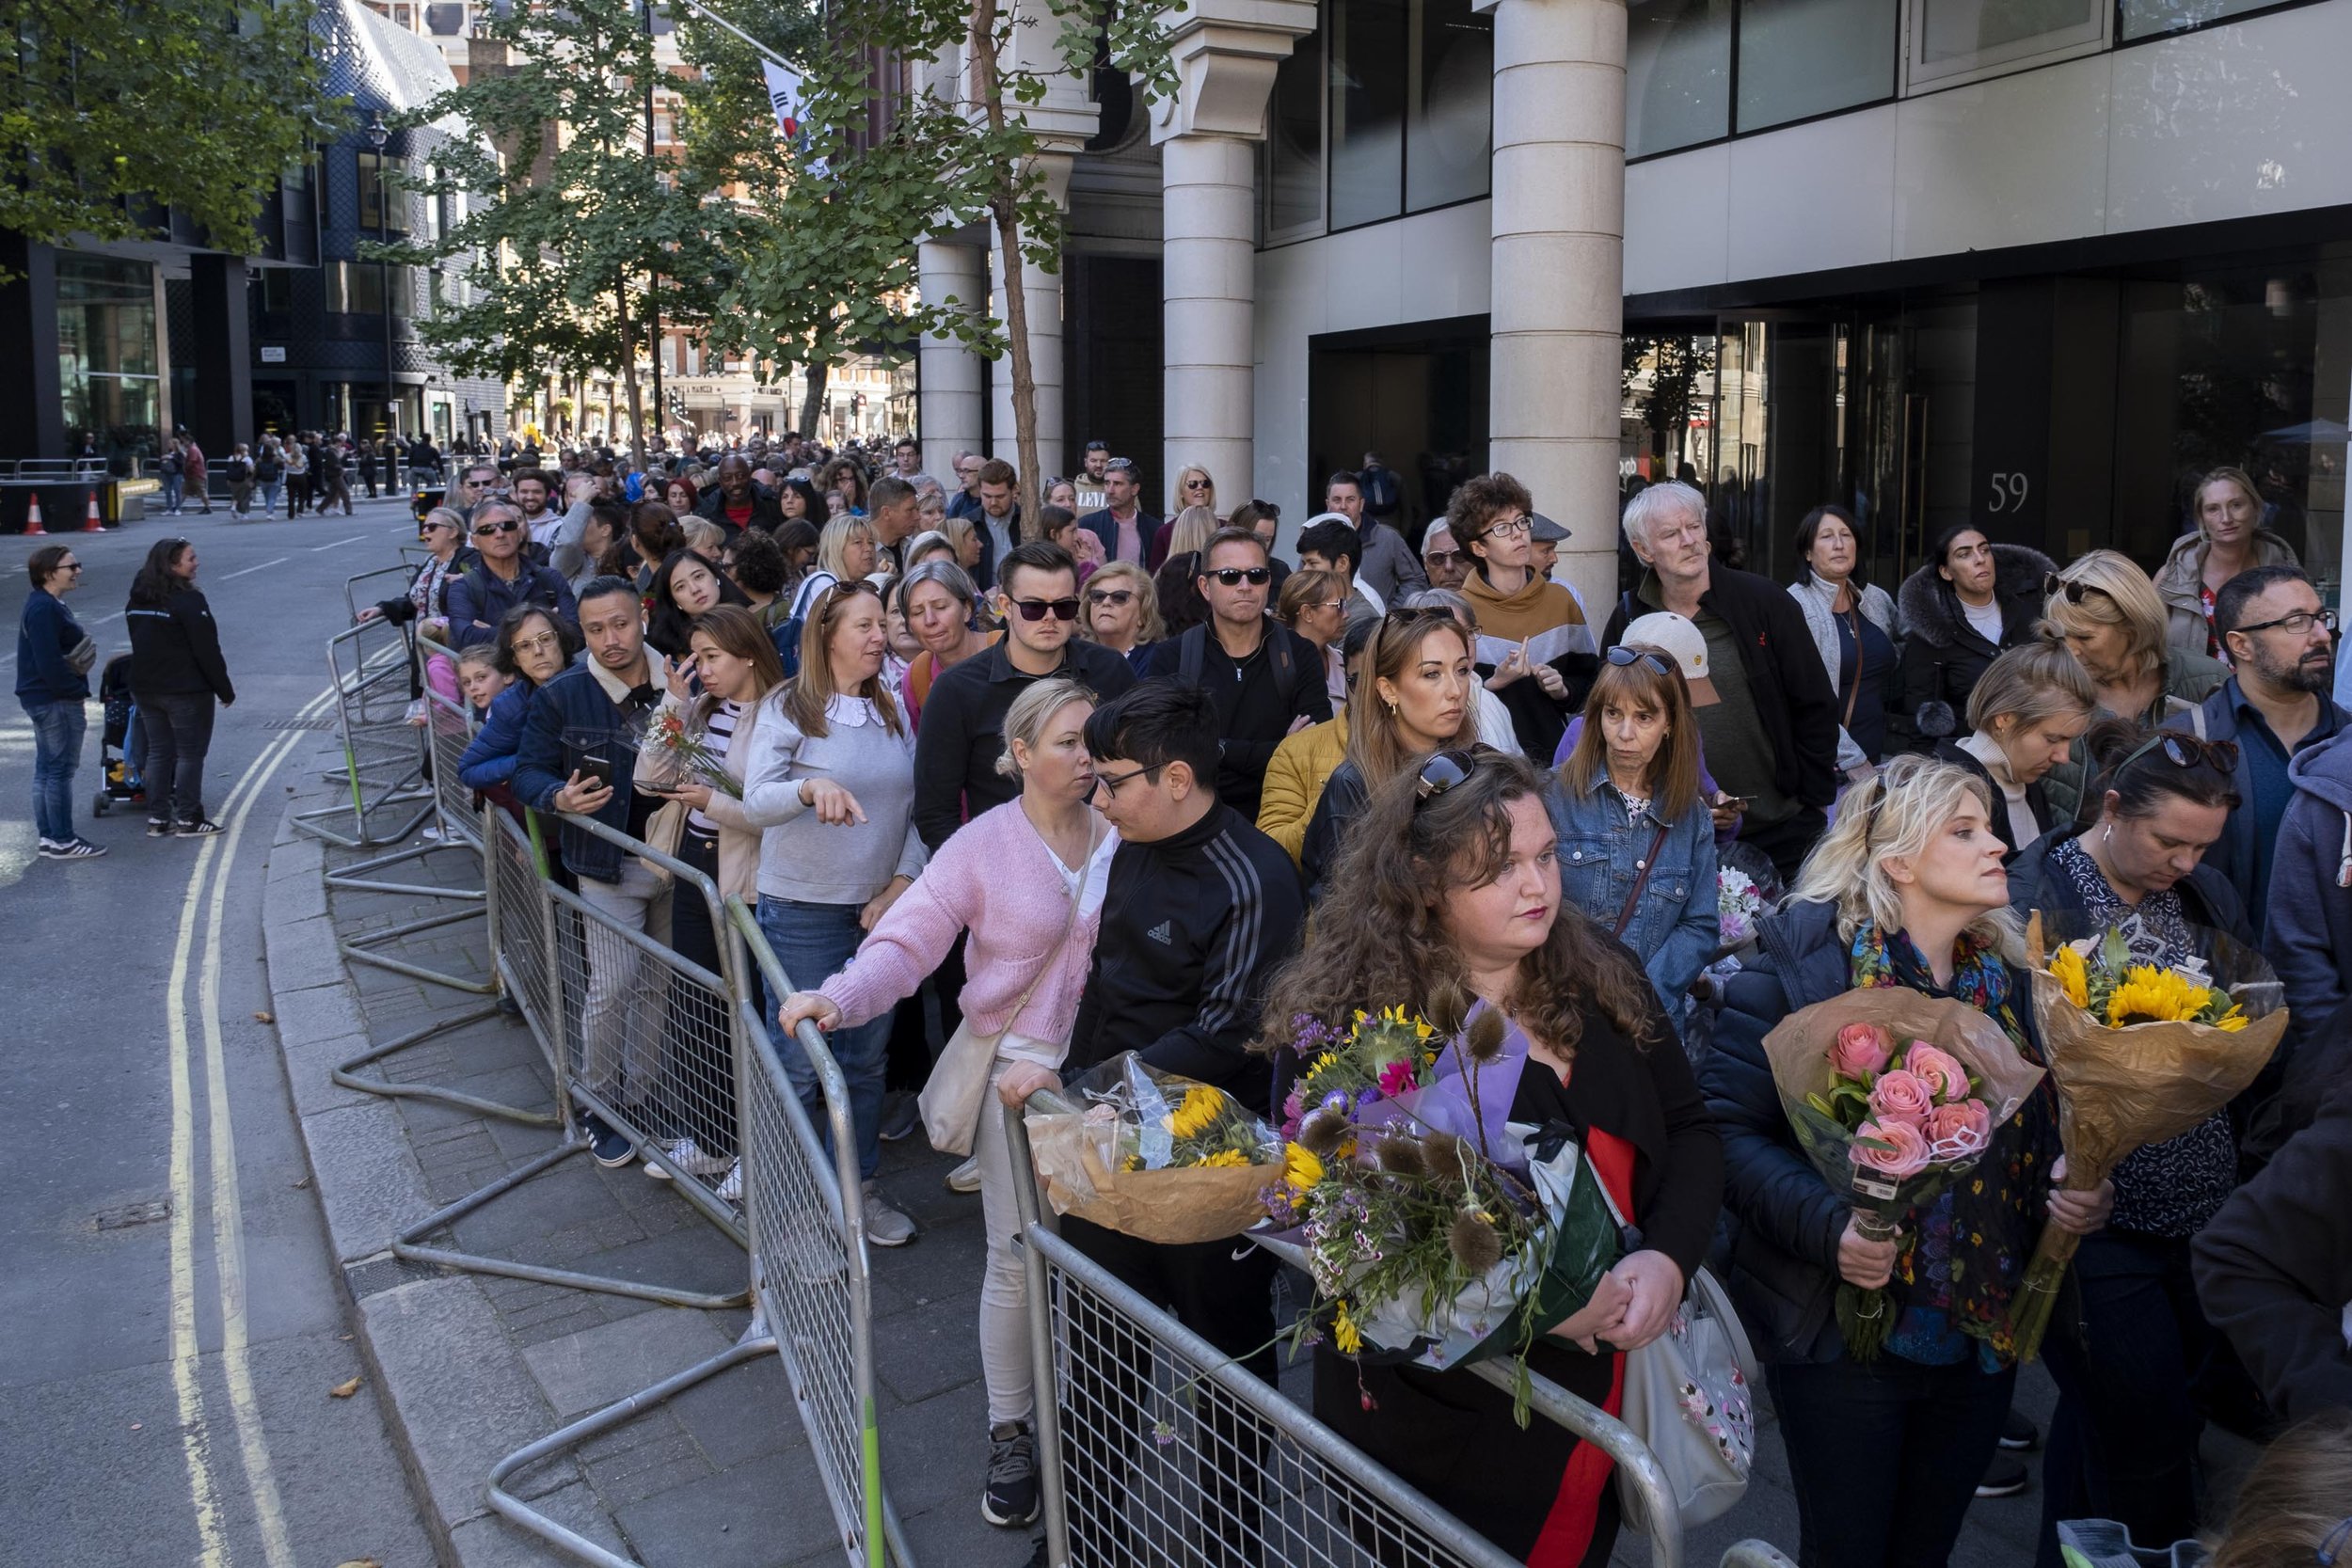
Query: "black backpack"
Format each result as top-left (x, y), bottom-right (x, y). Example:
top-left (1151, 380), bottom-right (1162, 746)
top-left (1174, 621), bottom-right (1310, 712)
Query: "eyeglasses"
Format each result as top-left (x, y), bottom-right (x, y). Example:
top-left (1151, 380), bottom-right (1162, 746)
top-left (1423, 549), bottom-right (1463, 566)
top-left (1010, 596), bottom-right (1081, 622)
top-left (1605, 645), bottom-right (1675, 677)
top-left (474, 518), bottom-right (521, 536)
top-left (57, 561), bottom-right (83, 573)
top-left (2232, 606), bottom-right (2338, 638)
top-left (1205, 566), bottom-right (1271, 587)
top-left (2043, 572), bottom-right (2116, 606)
top-left (1414, 748), bottom-right (1479, 803)
top-left (1086, 588), bottom-right (1135, 607)
top-left (2116, 732), bottom-right (2239, 775)
top-left (1093, 761), bottom-right (1162, 796)
top-left (1481, 515), bottom-right (1534, 541)
top-left (511, 632), bottom-right (561, 655)
top-left (1312, 599), bottom-right (1346, 613)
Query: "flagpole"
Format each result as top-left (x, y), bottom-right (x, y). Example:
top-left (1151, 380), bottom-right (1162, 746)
top-left (652, 0), bottom-right (799, 73)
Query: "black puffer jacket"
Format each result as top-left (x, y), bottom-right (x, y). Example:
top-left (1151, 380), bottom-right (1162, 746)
top-left (1890, 544), bottom-right (2055, 753)
top-left (125, 587), bottom-right (235, 703)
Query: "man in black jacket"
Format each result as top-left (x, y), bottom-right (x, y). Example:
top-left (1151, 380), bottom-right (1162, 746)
top-left (1045, 680), bottom-right (1305, 1568)
top-left (1606, 481), bottom-right (1839, 883)
top-left (695, 453), bottom-right (785, 535)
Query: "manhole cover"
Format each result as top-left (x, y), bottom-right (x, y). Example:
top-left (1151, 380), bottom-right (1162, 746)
top-left (92, 1198), bottom-right (170, 1230)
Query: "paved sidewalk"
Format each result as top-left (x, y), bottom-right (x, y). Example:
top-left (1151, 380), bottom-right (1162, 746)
top-left (260, 749), bottom-right (2249, 1568)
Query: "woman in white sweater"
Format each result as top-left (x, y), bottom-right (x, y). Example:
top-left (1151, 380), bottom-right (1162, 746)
top-left (739, 581), bottom-right (928, 1245)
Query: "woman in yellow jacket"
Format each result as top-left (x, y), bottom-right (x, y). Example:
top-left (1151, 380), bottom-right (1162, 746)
top-left (1256, 618), bottom-right (1374, 861)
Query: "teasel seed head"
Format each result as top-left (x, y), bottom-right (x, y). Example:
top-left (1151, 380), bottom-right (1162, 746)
top-left (1448, 1210), bottom-right (1503, 1275)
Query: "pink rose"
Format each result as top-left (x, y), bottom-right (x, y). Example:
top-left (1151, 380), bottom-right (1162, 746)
top-left (1867, 1069), bottom-right (1934, 1124)
top-left (1829, 1022), bottom-right (1896, 1081)
top-left (1850, 1117), bottom-right (1932, 1180)
top-left (1922, 1099), bottom-right (1993, 1154)
top-left (1903, 1044), bottom-right (1969, 1102)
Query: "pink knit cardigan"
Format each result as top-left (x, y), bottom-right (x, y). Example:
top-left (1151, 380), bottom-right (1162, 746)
top-left (818, 798), bottom-right (1112, 1043)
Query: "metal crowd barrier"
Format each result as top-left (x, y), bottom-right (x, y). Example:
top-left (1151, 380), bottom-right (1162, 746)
top-left (294, 613), bottom-right (434, 848)
top-left (392, 808), bottom-right (749, 1307)
top-left (1718, 1543), bottom-right (1797, 1567)
top-left (483, 897), bottom-right (909, 1568)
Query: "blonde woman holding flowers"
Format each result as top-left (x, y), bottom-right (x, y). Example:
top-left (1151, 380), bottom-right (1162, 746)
top-left (2003, 721), bottom-right (2257, 1564)
top-left (1704, 755), bottom-right (2110, 1568)
top-left (1263, 748), bottom-right (1722, 1568)
top-left (776, 678), bottom-right (1109, 1534)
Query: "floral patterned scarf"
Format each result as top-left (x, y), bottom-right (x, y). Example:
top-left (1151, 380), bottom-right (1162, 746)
top-left (1851, 921), bottom-right (2064, 1367)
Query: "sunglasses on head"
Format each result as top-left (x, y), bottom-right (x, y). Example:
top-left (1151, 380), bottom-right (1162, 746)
top-left (2319, 1516), bottom-right (2352, 1567)
top-left (474, 518), bottom-right (521, 536)
top-left (1206, 566), bottom-right (1271, 587)
top-left (1010, 595), bottom-right (1081, 622)
top-left (1104, 458), bottom-right (1136, 472)
top-left (2117, 731), bottom-right (2239, 775)
top-left (1414, 747), bottom-right (1480, 804)
top-left (1086, 588), bottom-right (1135, 607)
top-left (1605, 645), bottom-right (1675, 677)
top-left (2043, 572), bottom-right (2116, 605)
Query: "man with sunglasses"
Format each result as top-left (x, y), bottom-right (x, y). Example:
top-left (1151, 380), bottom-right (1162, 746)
top-left (443, 499), bottom-right (579, 649)
top-left (1141, 529), bottom-right (1331, 819)
top-left (911, 540), bottom-right (1136, 851)
top-left (2186, 564), bottom-right (2348, 949)
top-left (1078, 457), bottom-right (1160, 567)
top-left (1420, 520), bottom-right (1470, 591)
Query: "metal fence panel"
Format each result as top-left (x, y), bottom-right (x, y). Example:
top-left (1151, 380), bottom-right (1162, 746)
top-left (417, 629), bottom-right (485, 853)
top-left (294, 616), bottom-right (432, 848)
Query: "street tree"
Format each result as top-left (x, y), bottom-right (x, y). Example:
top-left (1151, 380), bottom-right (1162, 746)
top-left (0, 0), bottom-right (336, 277)
top-left (712, 0), bottom-right (1184, 515)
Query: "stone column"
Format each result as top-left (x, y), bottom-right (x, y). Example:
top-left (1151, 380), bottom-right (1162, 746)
top-left (917, 237), bottom-right (987, 481)
top-left (1154, 2), bottom-right (1316, 512)
top-left (1480, 0), bottom-right (1626, 610)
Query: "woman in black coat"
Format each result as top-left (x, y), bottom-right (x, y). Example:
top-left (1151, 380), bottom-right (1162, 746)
top-left (1891, 527), bottom-right (2056, 753)
top-left (124, 537), bottom-right (236, 836)
top-left (1704, 755), bottom-right (2109, 1568)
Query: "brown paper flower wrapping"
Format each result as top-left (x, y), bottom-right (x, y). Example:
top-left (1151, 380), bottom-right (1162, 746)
top-left (2008, 911), bottom-right (2290, 1359)
top-left (1023, 1110), bottom-right (1275, 1245)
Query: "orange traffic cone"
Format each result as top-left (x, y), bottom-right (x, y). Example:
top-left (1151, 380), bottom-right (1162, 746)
top-left (23, 494), bottom-right (45, 535)
top-left (81, 489), bottom-right (103, 532)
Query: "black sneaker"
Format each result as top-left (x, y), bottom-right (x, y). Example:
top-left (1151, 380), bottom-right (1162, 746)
top-left (146, 817), bottom-right (172, 838)
top-left (579, 1110), bottom-right (637, 1167)
top-left (1999, 1410), bottom-right (2040, 1450)
top-left (982, 1420), bottom-right (1040, 1527)
top-left (175, 819), bottom-right (225, 837)
top-left (40, 837), bottom-right (108, 860)
top-left (1975, 1454), bottom-right (2029, 1499)
top-left (878, 1090), bottom-right (921, 1143)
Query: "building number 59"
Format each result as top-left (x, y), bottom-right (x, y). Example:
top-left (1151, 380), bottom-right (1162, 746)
top-left (1987, 472), bottom-right (2030, 513)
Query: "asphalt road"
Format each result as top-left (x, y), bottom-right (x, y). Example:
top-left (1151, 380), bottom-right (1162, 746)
top-left (0, 499), bottom-right (440, 1567)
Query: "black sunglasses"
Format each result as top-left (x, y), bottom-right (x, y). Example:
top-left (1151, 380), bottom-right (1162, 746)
top-left (1205, 566), bottom-right (1271, 587)
top-left (1086, 588), bottom-right (1135, 606)
top-left (1010, 596), bottom-right (1081, 622)
top-left (474, 518), bottom-right (521, 536)
top-left (2043, 572), bottom-right (2116, 605)
top-left (1606, 645), bottom-right (1675, 677)
top-left (1103, 458), bottom-right (1136, 472)
top-left (2319, 1515), bottom-right (2352, 1567)
top-left (1415, 748), bottom-right (1480, 803)
top-left (2117, 731), bottom-right (2239, 775)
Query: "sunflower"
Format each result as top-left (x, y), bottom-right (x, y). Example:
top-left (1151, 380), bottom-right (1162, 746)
top-left (1332, 1299), bottom-right (1363, 1355)
top-left (1284, 1142), bottom-right (1326, 1193)
top-left (1167, 1085), bottom-right (1227, 1141)
top-left (2106, 966), bottom-right (2213, 1027)
top-left (2048, 942), bottom-right (2090, 1010)
top-left (1193, 1148), bottom-right (1250, 1168)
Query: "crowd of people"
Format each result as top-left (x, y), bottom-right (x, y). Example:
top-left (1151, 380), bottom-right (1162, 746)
top-left (19, 438), bottom-right (2351, 1567)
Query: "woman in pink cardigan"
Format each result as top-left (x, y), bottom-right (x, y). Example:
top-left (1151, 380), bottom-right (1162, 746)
top-left (778, 675), bottom-right (1112, 1532)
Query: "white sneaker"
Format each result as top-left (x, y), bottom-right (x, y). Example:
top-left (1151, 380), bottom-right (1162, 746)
top-left (945, 1156), bottom-right (981, 1194)
top-left (644, 1137), bottom-right (731, 1180)
top-left (861, 1181), bottom-right (918, 1247)
top-left (716, 1162), bottom-right (742, 1204)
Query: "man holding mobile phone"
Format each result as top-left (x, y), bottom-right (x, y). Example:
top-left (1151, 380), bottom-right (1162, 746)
top-left (512, 576), bottom-right (673, 1166)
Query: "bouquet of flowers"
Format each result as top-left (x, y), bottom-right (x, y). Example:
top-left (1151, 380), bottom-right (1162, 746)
top-left (1718, 865), bottom-right (1767, 949)
top-left (641, 705), bottom-right (743, 799)
top-left (1022, 1053), bottom-right (1284, 1244)
top-left (1256, 1004), bottom-right (1624, 1421)
top-left (1279, 1005), bottom-right (1441, 1137)
top-left (1758, 990), bottom-right (2049, 1360)
top-left (2007, 911), bottom-right (2289, 1360)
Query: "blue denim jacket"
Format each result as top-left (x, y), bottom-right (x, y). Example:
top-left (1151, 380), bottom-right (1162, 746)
top-left (1546, 773), bottom-right (1719, 1019)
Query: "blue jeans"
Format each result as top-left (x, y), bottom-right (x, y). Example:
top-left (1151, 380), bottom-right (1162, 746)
top-left (757, 896), bottom-right (889, 1180)
top-left (161, 473), bottom-right (184, 513)
top-left (1770, 1352), bottom-right (2016, 1568)
top-left (256, 479), bottom-right (281, 515)
top-left (24, 699), bottom-right (86, 842)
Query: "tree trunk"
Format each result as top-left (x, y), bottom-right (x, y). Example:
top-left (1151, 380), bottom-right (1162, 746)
top-left (615, 272), bottom-right (645, 467)
top-left (967, 0), bottom-right (1041, 524)
top-left (800, 359), bottom-right (830, 441)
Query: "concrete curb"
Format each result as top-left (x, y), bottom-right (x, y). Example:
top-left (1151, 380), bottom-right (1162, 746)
top-left (262, 752), bottom-right (586, 1568)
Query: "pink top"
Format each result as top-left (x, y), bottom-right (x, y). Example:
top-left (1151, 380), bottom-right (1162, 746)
top-left (819, 798), bottom-right (1115, 1053)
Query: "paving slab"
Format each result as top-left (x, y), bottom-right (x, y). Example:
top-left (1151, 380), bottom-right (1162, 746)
top-left (520, 1307), bottom-right (739, 1419)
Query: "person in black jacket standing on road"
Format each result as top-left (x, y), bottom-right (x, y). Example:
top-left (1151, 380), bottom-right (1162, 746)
top-left (125, 537), bottom-right (235, 837)
top-left (1010, 679), bottom-right (1305, 1568)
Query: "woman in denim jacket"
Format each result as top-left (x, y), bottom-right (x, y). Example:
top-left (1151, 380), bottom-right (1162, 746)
top-left (1548, 644), bottom-right (1719, 1022)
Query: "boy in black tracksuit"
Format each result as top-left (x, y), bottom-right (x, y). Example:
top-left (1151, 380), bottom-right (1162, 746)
top-left (1052, 680), bottom-right (1305, 1568)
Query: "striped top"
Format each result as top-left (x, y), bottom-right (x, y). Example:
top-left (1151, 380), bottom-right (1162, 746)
top-left (686, 700), bottom-right (743, 835)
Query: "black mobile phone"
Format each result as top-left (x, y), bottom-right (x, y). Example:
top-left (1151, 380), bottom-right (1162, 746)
top-left (579, 753), bottom-right (614, 791)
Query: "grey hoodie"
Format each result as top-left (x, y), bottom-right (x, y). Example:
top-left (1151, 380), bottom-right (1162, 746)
top-left (2268, 727), bottom-right (2352, 1023)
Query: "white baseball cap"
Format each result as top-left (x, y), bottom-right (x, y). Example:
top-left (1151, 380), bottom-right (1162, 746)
top-left (1618, 611), bottom-right (1718, 707)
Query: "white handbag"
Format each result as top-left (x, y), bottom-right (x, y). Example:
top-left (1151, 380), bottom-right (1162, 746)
top-left (1592, 1180), bottom-right (1759, 1533)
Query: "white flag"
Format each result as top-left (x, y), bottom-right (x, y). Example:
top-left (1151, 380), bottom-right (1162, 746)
top-left (760, 59), bottom-right (803, 140)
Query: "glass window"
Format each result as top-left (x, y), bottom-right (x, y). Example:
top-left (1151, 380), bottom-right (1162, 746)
top-left (1736, 0), bottom-right (1897, 133)
top-left (1267, 26), bottom-right (1325, 239)
top-left (1910, 0), bottom-right (2106, 87)
top-left (2121, 0), bottom-right (2277, 39)
top-left (1406, 0), bottom-right (1492, 209)
top-left (259, 267), bottom-right (294, 315)
top-left (326, 261), bottom-right (411, 317)
top-left (1627, 0), bottom-right (1732, 157)
top-left (358, 151), bottom-right (406, 235)
top-left (56, 256), bottom-right (160, 451)
top-left (1328, 0), bottom-right (1407, 230)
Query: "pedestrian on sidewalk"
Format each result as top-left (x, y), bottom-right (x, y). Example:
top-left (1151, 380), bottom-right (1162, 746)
top-left (223, 444), bottom-right (254, 519)
top-left (124, 537), bottom-right (235, 837)
top-left (252, 437), bottom-right (284, 518)
top-left (778, 677), bottom-right (1109, 1529)
top-left (18, 544), bottom-right (105, 858)
top-left (182, 432), bottom-right (211, 515)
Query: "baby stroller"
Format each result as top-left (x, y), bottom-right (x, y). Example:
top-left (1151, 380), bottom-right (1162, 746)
top-left (89, 655), bottom-right (147, 817)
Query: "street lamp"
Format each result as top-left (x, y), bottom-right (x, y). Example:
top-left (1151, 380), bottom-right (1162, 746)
top-left (365, 110), bottom-right (396, 455)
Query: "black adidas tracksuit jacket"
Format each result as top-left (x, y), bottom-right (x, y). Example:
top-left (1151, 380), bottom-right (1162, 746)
top-left (1066, 802), bottom-right (1305, 1117)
